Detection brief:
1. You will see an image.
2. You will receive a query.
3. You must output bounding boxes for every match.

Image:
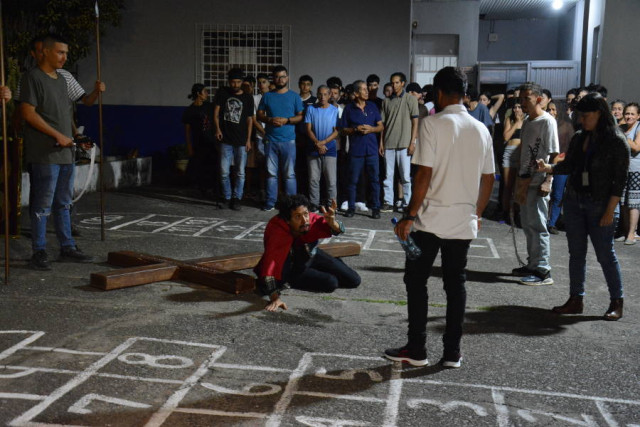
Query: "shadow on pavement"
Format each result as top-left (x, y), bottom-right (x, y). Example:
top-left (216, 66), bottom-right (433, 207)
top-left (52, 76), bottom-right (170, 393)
top-left (429, 305), bottom-right (602, 337)
top-left (362, 265), bottom-right (523, 285)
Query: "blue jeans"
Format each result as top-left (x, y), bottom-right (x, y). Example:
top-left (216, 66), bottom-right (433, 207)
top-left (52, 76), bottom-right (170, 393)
top-left (520, 187), bottom-right (551, 273)
top-left (404, 231), bottom-right (471, 354)
top-left (549, 174), bottom-right (568, 227)
top-left (29, 163), bottom-right (76, 252)
top-left (265, 139), bottom-right (297, 208)
top-left (220, 143), bottom-right (247, 200)
top-left (383, 148), bottom-right (411, 206)
top-left (347, 154), bottom-right (380, 211)
top-left (564, 189), bottom-right (623, 299)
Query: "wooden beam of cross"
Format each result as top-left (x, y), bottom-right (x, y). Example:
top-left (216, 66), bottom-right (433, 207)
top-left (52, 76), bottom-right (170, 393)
top-left (90, 242), bottom-right (361, 294)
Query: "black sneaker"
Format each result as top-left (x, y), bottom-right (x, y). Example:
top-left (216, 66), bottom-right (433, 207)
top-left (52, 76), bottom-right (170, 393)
top-left (59, 246), bottom-right (94, 263)
top-left (384, 346), bottom-right (428, 367)
top-left (380, 203), bottom-right (394, 213)
top-left (344, 209), bottom-right (355, 218)
top-left (440, 352), bottom-right (462, 369)
top-left (261, 205), bottom-right (274, 212)
top-left (229, 198), bottom-right (241, 211)
top-left (371, 209), bottom-right (381, 219)
top-left (308, 204), bottom-right (319, 213)
top-left (30, 250), bottom-right (52, 271)
top-left (512, 265), bottom-right (533, 276)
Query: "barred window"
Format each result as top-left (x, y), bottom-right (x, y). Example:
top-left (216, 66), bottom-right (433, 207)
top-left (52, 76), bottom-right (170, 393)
top-left (195, 24), bottom-right (292, 98)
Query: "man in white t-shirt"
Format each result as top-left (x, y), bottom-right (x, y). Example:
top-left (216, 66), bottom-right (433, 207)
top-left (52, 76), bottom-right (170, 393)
top-left (513, 82), bottom-right (559, 286)
top-left (384, 67), bottom-right (495, 369)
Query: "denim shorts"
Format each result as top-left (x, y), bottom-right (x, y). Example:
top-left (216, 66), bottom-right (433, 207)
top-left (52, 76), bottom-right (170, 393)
top-left (502, 144), bottom-right (521, 169)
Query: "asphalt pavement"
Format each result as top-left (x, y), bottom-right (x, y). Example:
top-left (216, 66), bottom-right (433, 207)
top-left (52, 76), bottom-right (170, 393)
top-left (0, 186), bottom-right (638, 426)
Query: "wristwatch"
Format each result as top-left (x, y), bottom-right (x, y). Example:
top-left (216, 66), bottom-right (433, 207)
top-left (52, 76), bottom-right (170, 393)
top-left (402, 214), bottom-right (417, 221)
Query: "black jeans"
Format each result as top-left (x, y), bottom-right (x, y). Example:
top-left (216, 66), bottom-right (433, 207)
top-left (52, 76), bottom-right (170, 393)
top-left (404, 230), bottom-right (471, 355)
top-left (290, 249), bottom-right (361, 292)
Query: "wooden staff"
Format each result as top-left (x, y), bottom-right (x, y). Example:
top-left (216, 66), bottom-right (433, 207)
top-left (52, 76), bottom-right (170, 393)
top-left (95, 1), bottom-right (105, 241)
top-left (0, 0), bottom-right (10, 284)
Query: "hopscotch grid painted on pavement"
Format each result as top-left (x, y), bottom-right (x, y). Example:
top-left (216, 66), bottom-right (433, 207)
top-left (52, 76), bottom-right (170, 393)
top-left (78, 213), bottom-right (500, 259)
top-left (0, 330), bottom-right (638, 426)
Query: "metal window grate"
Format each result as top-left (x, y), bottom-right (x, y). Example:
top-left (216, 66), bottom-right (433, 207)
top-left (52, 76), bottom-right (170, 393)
top-left (195, 24), bottom-right (291, 97)
top-left (413, 55), bottom-right (458, 87)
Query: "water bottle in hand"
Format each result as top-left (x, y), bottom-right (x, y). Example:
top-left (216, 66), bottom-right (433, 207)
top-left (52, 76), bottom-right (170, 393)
top-left (391, 217), bottom-right (422, 260)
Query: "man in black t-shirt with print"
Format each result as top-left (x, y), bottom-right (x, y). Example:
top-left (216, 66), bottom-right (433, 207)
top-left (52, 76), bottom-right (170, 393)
top-left (214, 68), bottom-right (255, 210)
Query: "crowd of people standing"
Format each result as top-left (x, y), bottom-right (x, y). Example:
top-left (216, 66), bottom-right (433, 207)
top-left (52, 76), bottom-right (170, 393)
top-left (183, 69), bottom-right (639, 248)
top-left (183, 68), bottom-right (636, 321)
top-left (183, 67), bottom-right (430, 218)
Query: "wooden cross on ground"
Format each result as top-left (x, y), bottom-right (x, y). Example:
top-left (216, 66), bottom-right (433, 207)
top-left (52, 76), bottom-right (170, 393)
top-left (90, 242), bottom-right (361, 294)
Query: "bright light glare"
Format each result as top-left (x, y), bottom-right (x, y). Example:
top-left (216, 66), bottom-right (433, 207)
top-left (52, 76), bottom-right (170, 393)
top-left (552, 0), bottom-right (564, 10)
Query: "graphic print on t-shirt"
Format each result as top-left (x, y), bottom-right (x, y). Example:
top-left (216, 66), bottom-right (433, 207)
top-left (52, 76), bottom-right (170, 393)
top-left (524, 136), bottom-right (542, 175)
top-left (224, 97), bottom-right (243, 124)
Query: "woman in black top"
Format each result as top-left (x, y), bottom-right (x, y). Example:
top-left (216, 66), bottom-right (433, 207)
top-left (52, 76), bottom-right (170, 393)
top-left (501, 101), bottom-right (525, 223)
top-left (537, 93), bottom-right (629, 321)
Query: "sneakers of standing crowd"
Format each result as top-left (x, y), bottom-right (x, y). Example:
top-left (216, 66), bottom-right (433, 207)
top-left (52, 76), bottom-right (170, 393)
top-left (343, 209), bottom-right (355, 218)
top-left (520, 270), bottom-right (554, 286)
top-left (30, 250), bottom-right (52, 271)
top-left (511, 265), bottom-right (533, 276)
top-left (614, 236), bottom-right (626, 242)
top-left (384, 346), bottom-right (428, 366)
top-left (371, 209), bottom-right (381, 219)
top-left (355, 202), bottom-right (369, 212)
top-left (340, 201), bottom-right (349, 211)
top-left (261, 205), bottom-right (274, 212)
top-left (58, 246), bottom-right (95, 263)
top-left (548, 226), bottom-right (559, 235)
top-left (440, 352), bottom-right (463, 368)
top-left (380, 203), bottom-right (394, 213)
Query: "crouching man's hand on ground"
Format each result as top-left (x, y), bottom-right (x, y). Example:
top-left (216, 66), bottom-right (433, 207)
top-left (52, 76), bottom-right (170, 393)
top-left (265, 294), bottom-right (288, 312)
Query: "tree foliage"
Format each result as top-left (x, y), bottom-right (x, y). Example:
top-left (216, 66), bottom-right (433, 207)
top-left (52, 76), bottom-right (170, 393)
top-left (3, 0), bottom-right (126, 69)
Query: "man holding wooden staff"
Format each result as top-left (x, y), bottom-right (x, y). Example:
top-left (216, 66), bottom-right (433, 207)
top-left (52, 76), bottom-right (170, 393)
top-left (19, 34), bottom-right (94, 270)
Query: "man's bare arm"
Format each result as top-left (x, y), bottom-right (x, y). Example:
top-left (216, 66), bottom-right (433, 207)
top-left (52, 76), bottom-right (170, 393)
top-left (287, 111), bottom-right (304, 125)
top-left (253, 116), bottom-right (265, 136)
top-left (256, 109), bottom-right (268, 124)
top-left (408, 117), bottom-right (419, 155)
top-left (82, 81), bottom-right (106, 106)
top-left (395, 165), bottom-right (432, 241)
top-left (476, 173), bottom-right (495, 218)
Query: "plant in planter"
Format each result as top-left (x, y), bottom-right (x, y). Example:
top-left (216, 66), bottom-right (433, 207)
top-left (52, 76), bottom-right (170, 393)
top-left (168, 143), bottom-right (189, 173)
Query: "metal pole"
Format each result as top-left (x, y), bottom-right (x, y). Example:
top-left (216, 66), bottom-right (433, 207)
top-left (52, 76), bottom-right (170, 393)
top-left (95, 2), bottom-right (105, 241)
top-left (0, 0), bottom-right (10, 284)
top-left (580, 0), bottom-right (591, 87)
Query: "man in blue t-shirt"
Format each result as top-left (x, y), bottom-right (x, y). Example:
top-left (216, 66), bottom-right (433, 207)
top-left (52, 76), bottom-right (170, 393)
top-left (305, 85), bottom-right (339, 211)
top-left (257, 66), bottom-right (305, 211)
top-left (339, 80), bottom-right (384, 219)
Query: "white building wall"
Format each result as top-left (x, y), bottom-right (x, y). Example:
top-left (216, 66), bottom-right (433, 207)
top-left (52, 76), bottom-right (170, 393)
top-left (76, 0), bottom-right (412, 107)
